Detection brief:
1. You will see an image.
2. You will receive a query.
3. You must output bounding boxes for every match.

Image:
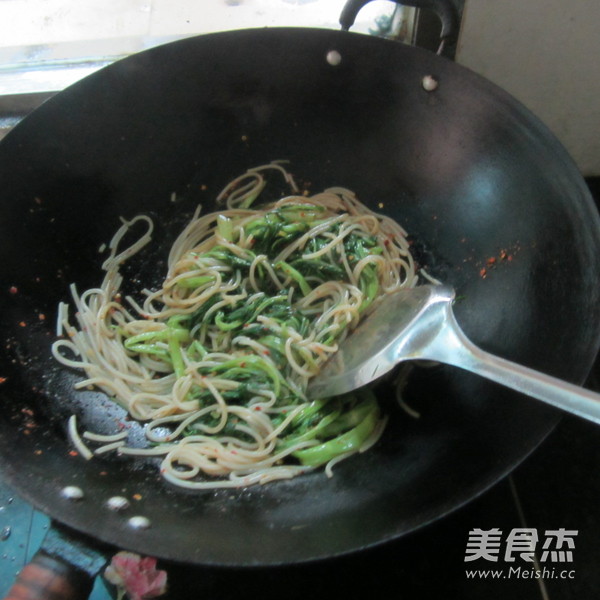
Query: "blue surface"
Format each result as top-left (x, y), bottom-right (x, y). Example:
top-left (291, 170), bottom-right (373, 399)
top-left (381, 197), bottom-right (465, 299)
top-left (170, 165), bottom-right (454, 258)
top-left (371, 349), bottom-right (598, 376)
top-left (0, 480), bottom-right (111, 598)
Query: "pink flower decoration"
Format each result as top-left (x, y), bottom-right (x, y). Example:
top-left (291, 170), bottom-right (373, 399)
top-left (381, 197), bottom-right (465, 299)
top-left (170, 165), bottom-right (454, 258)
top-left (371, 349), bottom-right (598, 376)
top-left (104, 552), bottom-right (168, 600)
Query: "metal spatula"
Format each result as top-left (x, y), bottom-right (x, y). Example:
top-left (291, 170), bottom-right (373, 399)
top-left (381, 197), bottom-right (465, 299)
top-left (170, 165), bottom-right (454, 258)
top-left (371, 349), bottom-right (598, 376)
top-left (307, 284), bottom-right (600, 425)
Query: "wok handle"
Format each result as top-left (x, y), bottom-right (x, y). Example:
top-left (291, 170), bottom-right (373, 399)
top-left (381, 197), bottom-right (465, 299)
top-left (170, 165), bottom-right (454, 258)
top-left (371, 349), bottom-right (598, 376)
top-left (3, 551), bottom-right (93, 600)
top-left (340, 0), bottom-right (458, 40)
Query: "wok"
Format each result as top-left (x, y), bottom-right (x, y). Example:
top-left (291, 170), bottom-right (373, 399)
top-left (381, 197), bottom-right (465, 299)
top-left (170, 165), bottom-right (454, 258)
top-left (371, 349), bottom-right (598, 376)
top-left (1, 8), bottom-right (599, 598)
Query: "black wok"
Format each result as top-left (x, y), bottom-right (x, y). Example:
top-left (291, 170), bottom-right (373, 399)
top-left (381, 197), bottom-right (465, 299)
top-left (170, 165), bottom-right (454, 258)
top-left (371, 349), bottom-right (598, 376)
top-left (0, 20), bottom-right (599, 596)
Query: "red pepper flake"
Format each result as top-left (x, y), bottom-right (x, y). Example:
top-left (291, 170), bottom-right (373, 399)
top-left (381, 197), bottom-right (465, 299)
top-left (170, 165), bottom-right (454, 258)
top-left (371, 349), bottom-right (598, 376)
top-left (479, 268), bottom-right (487, 279)
top-left (34, 449), bottom-right (42, 455)
top-left (18, 321), bottom-right (26, 328)
top-left (254, 406), bottom-right (262, 411)
top-left (230, 450), bottom-right (237, 455)
top-left (99, 471), bottom-right (108, 476)
top-left (499, 249), bottom-right (507, 260)
top-left (263, 350), bottom-right (270, 355)
top-left (38, 313), bottom-right (46, 321)
top-left (9, 286), bottom-right (18, 295)
top-left (69, 450), bottom-right (78, 457)
top-left (132, 493), bottom-right (142, 501)
top-left (486, 257), bottom-right (496, 266)
top-left (507, 255), bottom-right (513, 262)
top-left (0, 377), bottom-right (7, 385)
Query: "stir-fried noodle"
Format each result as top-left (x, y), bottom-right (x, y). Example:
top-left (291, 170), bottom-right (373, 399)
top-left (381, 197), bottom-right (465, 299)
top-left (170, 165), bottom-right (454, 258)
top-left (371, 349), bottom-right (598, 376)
top-left (53, 162), bottom-right (427, 489)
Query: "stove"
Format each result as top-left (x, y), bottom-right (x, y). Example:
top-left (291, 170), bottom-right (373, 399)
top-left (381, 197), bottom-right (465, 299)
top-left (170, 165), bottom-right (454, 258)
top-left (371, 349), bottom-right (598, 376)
top-left (0, 139), bottom-right (598, 599)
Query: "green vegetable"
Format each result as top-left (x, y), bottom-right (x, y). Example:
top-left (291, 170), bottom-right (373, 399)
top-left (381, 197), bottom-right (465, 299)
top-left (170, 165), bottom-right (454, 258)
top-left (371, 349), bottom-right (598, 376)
top-left (358, 264), bottom-right (379, 313)
top-left (275, 261), bottom-right (312, 296)
top-left (176, 275), bottom-right (215, 289)
top-left (292, 402), bottom-right (380, 467)
top-left (216, 214), bottom-right (234, 241)
top-left (121, 192), bottom-right (393, 475)
top-left (168, 335), bottom-right (186, 378)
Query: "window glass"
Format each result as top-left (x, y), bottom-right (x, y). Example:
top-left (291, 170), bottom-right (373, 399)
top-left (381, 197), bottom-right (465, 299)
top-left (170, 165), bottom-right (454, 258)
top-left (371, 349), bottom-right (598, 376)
top-left (0, 0), bottom-right (405, 94)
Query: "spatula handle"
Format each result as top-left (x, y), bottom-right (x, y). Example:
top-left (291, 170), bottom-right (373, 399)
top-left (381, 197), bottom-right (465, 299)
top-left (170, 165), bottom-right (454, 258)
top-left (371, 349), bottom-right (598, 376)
top-left (457, 343), bottom-right (600, 424)
top-left (435, 307), bottom-right (600, 424)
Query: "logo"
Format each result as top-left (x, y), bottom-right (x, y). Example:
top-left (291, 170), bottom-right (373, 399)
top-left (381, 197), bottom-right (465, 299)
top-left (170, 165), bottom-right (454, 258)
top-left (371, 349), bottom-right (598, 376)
top-left (464, 528), bottom-right (577, 580)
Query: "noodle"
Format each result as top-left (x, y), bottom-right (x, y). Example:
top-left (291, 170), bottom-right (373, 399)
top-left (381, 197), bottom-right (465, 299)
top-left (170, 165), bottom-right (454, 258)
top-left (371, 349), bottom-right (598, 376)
top-left (54, 162), bottom-right (426, 489)
top-left (83, 430), bottom-right (129, 443)
top-left (67, 415), bottom-right (94, 460)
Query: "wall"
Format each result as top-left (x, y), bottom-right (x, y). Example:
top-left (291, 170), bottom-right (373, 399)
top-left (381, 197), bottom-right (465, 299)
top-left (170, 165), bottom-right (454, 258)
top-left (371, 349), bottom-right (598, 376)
top-left (456, 0), bottom-right (600, 176)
